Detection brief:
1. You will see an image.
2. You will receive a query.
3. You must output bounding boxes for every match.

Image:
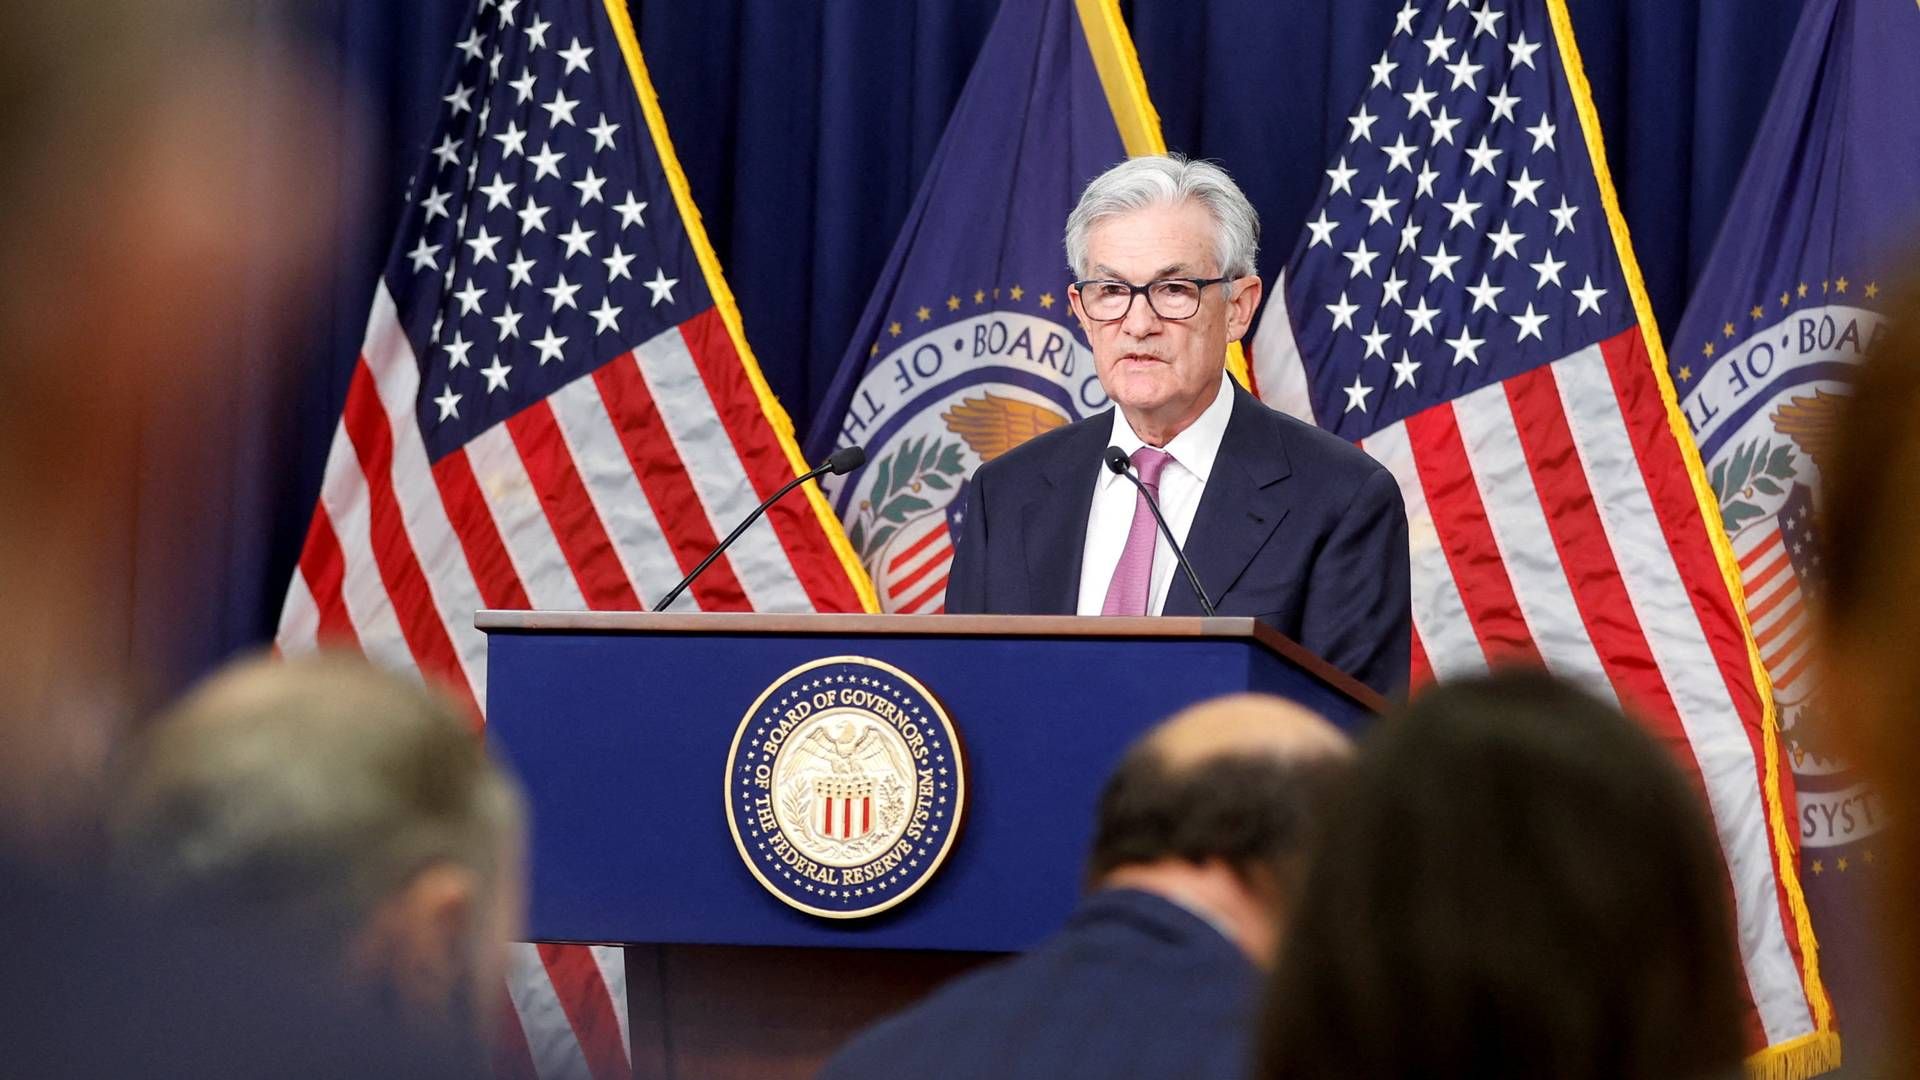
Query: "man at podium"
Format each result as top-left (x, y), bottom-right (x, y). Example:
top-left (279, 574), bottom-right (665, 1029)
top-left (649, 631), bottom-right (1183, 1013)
top-left (947, 156), bottom-right (1411, 697)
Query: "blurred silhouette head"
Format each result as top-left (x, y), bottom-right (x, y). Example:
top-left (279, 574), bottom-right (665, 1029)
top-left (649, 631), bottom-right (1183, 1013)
top-left (1258, 671), bottom-right (1746, 1080)
top-left (1820, 276), bottom-right (1920, 1068)
top-left (109, 653), bottom-right (525, 1038)
top-left (0, 0), bottom-right (340, 857)
top-left (1086, 692), bottom-right (1351, 964)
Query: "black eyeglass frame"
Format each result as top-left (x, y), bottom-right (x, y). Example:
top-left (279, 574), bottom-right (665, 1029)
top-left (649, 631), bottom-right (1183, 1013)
top-left (1068, 276), bottom-right (1234, 322)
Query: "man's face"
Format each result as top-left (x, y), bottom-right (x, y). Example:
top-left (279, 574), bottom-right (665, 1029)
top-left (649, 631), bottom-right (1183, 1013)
top-left (1071, 200), bottom-right (1262, 441)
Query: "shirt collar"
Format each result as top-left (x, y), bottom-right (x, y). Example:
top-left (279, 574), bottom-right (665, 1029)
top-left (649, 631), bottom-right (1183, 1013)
top-left (1103, 370), bottom-right (1235, 485)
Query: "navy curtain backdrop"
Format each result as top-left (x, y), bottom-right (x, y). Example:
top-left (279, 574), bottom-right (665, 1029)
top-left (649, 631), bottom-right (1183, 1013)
top-left (170, 0), bottom-right (1804, 696)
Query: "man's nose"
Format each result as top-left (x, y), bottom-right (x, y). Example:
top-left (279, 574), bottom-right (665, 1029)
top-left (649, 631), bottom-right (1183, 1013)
top-left (1119, 291), bottom-right (1162, 337)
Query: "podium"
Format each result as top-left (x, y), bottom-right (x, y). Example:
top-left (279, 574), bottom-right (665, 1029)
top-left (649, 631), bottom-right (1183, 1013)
top-left (480, 612), bottom-right (1383, 1076)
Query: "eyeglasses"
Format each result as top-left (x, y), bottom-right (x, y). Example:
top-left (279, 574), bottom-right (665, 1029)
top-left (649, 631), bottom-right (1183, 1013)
top-left (1070, 277), bottom-right (1232, 322)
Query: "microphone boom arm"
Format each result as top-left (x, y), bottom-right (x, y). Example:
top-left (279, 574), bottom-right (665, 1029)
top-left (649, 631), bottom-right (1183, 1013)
top-left (651, 446), bottom-right (867, 613)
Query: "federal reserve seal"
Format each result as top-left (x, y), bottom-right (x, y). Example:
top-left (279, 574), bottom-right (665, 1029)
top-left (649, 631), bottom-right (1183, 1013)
top-left (724, 656), bottom-right (966, 919)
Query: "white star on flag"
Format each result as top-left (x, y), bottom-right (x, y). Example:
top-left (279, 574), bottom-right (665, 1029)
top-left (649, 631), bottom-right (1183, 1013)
top-left (558, 222), bottom-right (596, 258)
top-left (589, 296), bottom-right (623, 333)
top-left (408, 238), bottom-right (441, 272)
top-left (1405, 296), bottom-right (1440, 335)
top-left (614, 193), bottom-right (648, 229)
top-left (559, 37), bottom-right (594, 74)
top-left (1308, 210), bottom-right (1340, 248)
top-left (493, 120), bottom-right (528, 156)
top-left (542, 89), bottom-right (579, 127)
top-left (1327, 291), bottom-right (1361, 331)
top-left (587, 113), bottom-right (620, 151)
top-left (1342, 374), bottom-right (1375, 413)
top-left (1391, 350), bottom-right (1421, 387)
top-left (543, 274), bottom-right (582, 312)
top-left (644, 268), bottom-right (680, 307)
top-left (1446, 326), bottom-right (1483, 365)
top-left (531, 326), bottom-right (568, 364)
top-left (1510, 301), bottom-right (1550, 342)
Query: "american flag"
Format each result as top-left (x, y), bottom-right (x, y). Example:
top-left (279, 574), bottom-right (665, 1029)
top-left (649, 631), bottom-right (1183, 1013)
top-left (1249, 0), bottom-right (1830, 1067)
top-left (275, 0), bottom-right (874, 1075)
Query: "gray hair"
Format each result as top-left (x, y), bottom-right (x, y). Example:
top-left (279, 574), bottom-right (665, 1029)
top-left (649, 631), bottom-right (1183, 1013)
top-left (108, 653), bottom-right (524, 948)
top-left (1064, 154), bottom-right (1261, 280)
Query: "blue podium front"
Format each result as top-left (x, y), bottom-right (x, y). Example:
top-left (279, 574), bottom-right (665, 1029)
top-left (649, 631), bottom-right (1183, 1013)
top-left (481, 612), bottom-right (1381, 955)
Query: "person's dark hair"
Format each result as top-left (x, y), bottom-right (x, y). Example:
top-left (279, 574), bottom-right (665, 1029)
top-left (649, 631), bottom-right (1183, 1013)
top-left (1086, 741), bottom-right (1347, 899)
top-left (1258, 670), bottom-right (1746, 1080)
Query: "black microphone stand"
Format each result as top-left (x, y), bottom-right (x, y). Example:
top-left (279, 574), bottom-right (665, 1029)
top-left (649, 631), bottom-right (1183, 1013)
top-left (652, 446), bottom-right (867, 612)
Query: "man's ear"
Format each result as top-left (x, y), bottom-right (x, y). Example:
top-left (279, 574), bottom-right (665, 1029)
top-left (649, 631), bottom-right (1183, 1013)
top-left (352, 862), bottom-right (478, 1016)
top-left (1066, 286), bottom-right (1093, 337)
top-left (1226, 274), bottom-right (1264, 343)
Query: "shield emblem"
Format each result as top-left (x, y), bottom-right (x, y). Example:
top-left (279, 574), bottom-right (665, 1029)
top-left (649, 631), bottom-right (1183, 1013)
top-left (814, 774), bottom-right (876, 841)
top-left (878, 512), bottom-right (955, 614)
top-left (1733, 483), bottom-right (1820, 704)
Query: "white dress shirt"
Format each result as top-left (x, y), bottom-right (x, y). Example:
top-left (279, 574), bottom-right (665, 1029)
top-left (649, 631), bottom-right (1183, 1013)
top-left (1076, 372), bottom-right (1235, 616)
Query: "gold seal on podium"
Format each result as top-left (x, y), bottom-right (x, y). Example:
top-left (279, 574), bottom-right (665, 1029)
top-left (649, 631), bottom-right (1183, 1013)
top-left (724, 655), bottom-right (966, 919)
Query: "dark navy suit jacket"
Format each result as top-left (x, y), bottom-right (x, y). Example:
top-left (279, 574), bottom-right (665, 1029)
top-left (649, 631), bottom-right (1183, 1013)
top-left (945, 382), bottom-right (1412, 697)
top-left (817, 889), bottom-right (1261, 1080)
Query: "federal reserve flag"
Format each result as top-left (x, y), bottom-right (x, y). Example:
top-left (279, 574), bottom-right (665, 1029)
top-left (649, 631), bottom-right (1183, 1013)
top-left (1248, 0), bottom-right (1835, 1073)
top-left (1671, 0), bottom-right (1920, 1058)
top-left (804, 0), bottom-right (1173, 614)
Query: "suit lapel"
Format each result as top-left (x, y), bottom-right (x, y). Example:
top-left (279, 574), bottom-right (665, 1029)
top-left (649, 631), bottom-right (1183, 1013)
top-left (1165, 385), bottom-right (1293, 615)
top-left (1020, 411), bottom-right (1113, 613)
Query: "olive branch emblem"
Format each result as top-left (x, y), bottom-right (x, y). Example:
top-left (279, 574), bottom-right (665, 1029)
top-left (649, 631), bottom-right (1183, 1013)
top-left (1708, 438), bottom-right (1796, 534)
top-left (848, 436), bottom-right (967, 563)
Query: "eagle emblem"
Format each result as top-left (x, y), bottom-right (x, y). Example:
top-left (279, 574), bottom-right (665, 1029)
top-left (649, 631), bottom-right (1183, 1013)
top-left (1768, 388), bottom-right (1844, 478)
top-left (940, 393), bottom-right (1071, 462)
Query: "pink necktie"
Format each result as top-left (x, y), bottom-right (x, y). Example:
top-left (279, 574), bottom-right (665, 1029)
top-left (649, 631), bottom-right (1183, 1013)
top-left (1101, 447), bottom-right (1175, 616)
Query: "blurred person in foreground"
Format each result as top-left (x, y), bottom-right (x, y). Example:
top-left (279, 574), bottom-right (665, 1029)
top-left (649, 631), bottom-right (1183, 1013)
top-left (1257, 671), bottom-right (1747, 1080)
top-left (820, 693), bottom-right (1352, 1080)
top-left (109, 653), bottom-right (526, 1057)
top-left (0, 3), bottom-right (417, 1074)
top-left (1819, 277), bottom-right (1920, 1075)
top-left (6, 653), bottom-right (505, 1076)
top-left (0, 0), bottom-right (336, 861)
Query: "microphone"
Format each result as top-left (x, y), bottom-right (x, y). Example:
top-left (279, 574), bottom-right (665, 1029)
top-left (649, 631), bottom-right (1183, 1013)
top-left (1103, 445), bottom-right (1216, 617)
top-left (651, 445), bottom-right (868, 612)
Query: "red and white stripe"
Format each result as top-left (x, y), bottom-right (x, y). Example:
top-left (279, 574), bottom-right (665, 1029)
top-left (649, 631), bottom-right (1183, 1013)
top-left (1357, 421), bottom-right (1483, 686)
top-left (277, 283), bottom-right (869, 1077)
top-left (882, 517), bottom-right (954, 614)
top-left (1248, 273), bottom-right (1318, 426)
top-left (1255, 322), bottom-right (1819, 1052)
top-left (1734, 525), bottom-right (1813, 701)
top-left (823, 794), bottom-right (874, 839)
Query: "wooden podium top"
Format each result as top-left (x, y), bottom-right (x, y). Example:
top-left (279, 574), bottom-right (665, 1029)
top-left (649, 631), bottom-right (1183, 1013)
top-left (475, 611), bottom-right (1386, 714)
